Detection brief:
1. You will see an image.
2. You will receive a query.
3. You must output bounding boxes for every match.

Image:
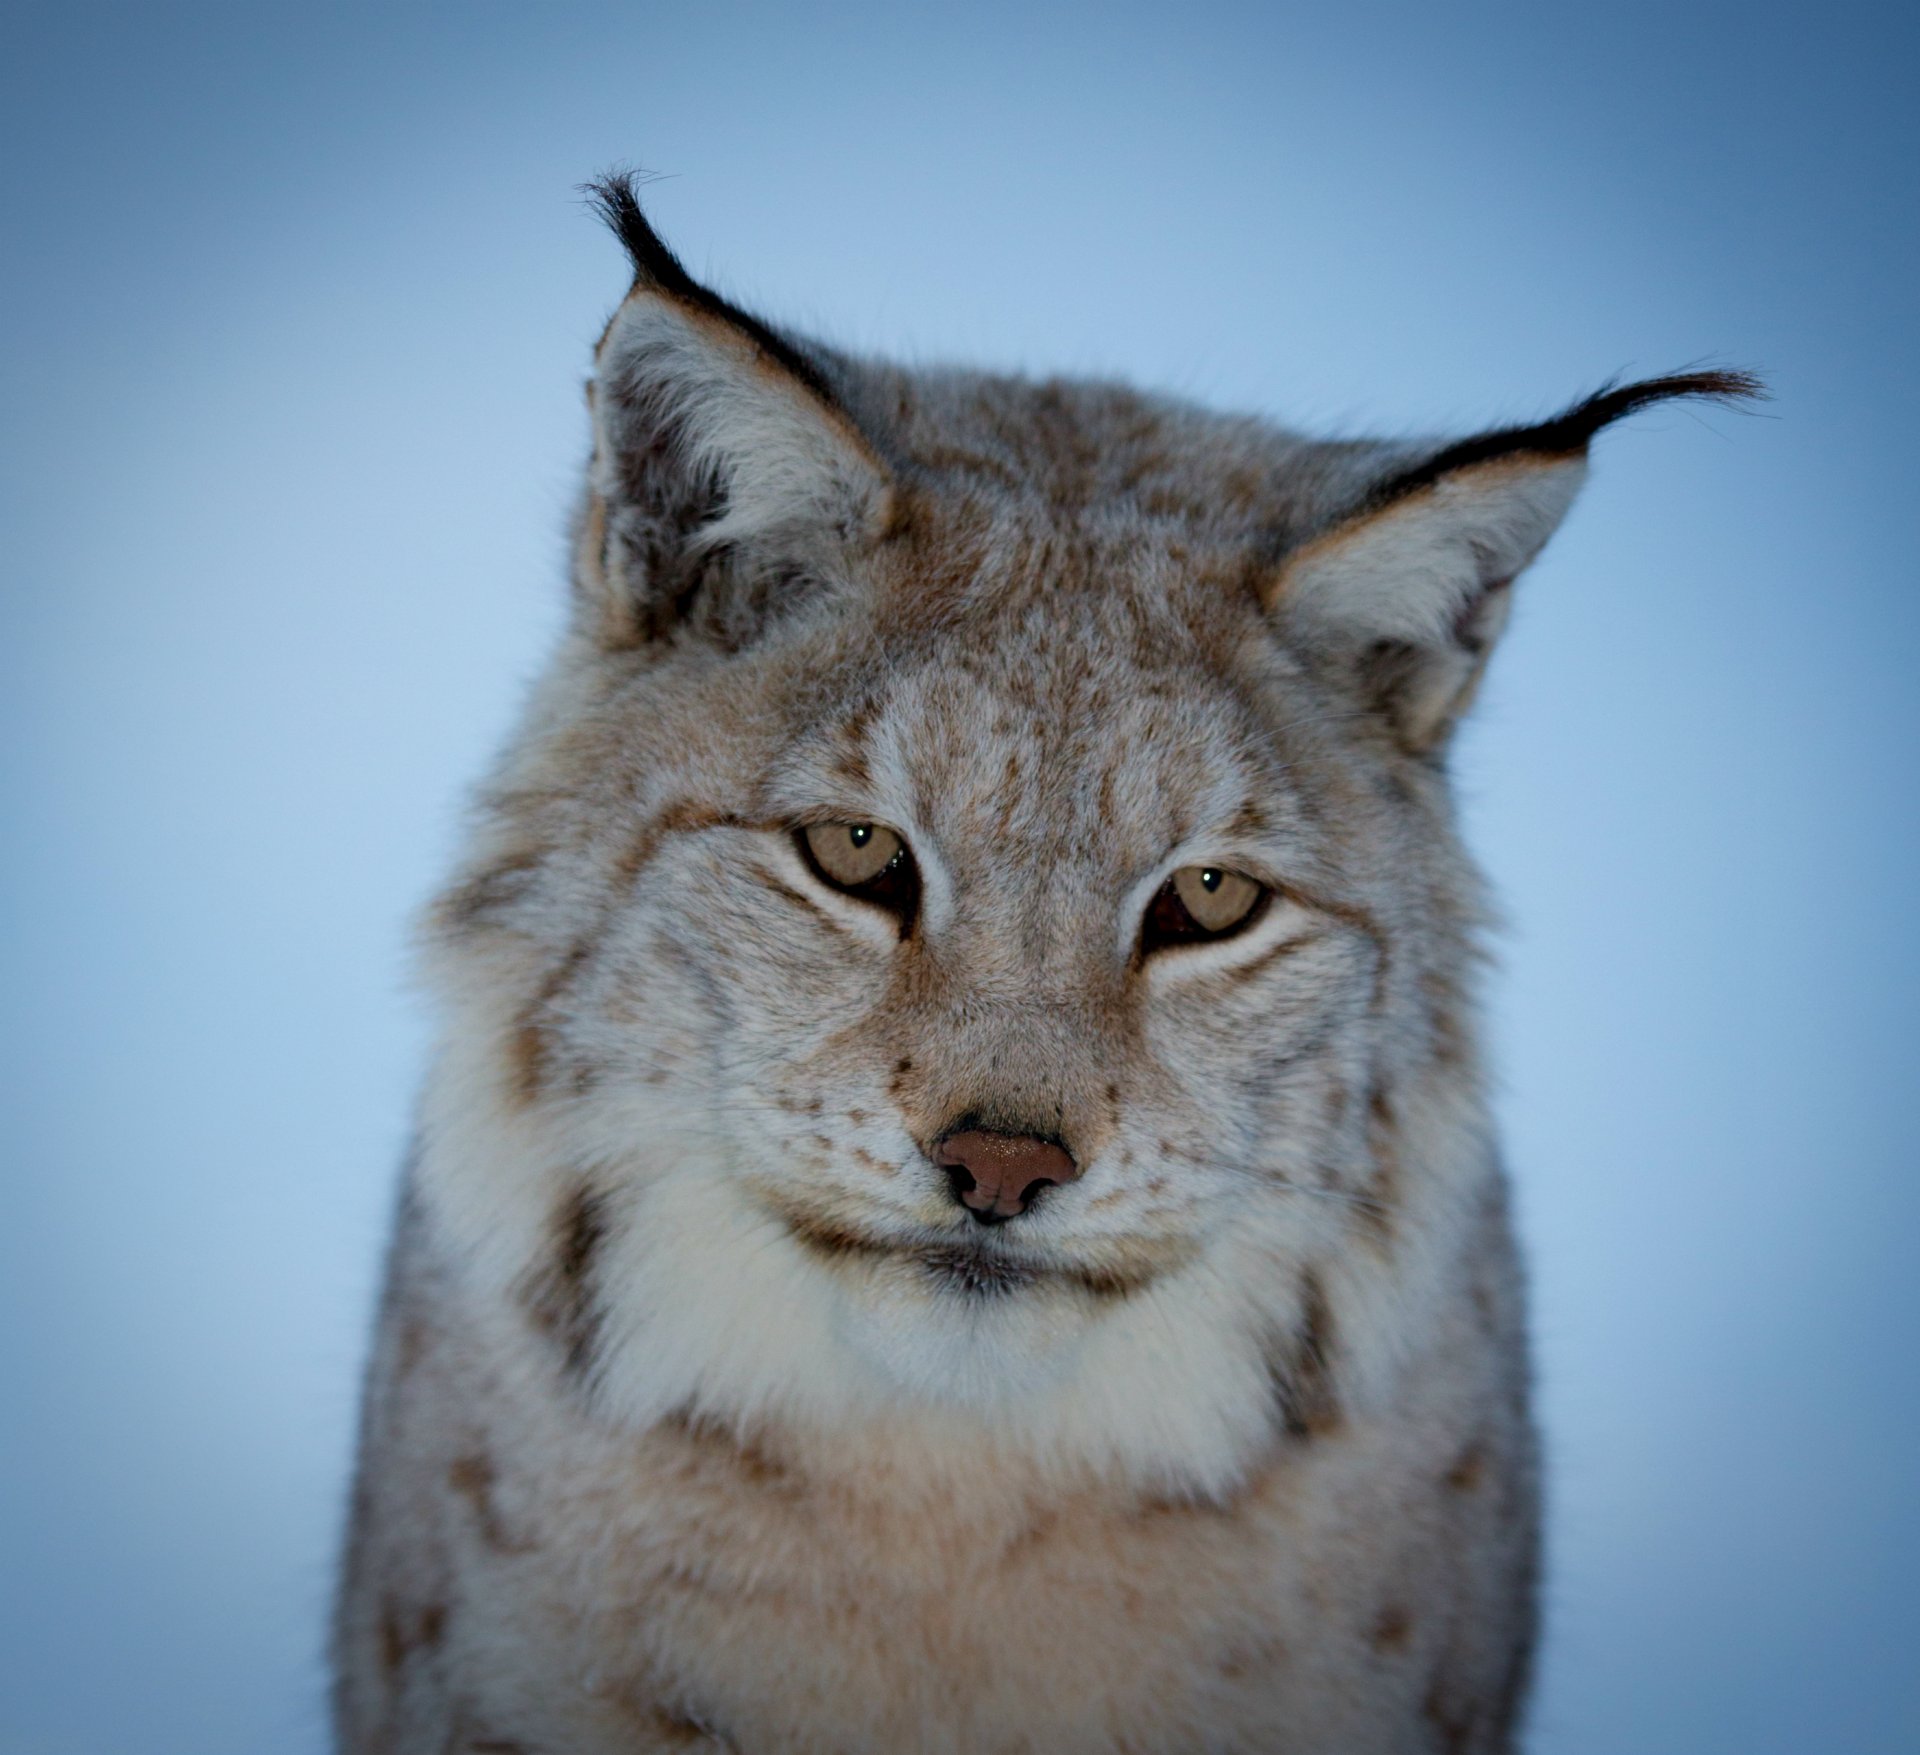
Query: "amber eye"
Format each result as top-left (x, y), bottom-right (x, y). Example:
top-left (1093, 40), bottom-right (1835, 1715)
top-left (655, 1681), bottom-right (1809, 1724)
top-left (1141, 865), bottom-right (1269, 953)
top-left (797, 823), bottom-right (920, 929)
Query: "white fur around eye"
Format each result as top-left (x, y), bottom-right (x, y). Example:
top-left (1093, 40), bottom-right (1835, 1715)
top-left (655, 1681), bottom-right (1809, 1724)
top-left (803, 822), bottom-right (901, 887)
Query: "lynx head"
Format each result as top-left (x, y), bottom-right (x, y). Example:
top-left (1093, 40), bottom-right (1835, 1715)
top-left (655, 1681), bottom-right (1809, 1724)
top-left (415, 175), bottom-right (1757, 1496)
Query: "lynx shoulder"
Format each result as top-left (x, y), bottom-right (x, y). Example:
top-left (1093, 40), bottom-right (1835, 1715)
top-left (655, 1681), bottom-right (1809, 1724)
top-left (334, 174), bottom-right (1757, 1754)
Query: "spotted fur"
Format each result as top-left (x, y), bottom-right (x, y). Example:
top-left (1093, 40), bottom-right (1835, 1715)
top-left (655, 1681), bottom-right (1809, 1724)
top-left (333, 174), bottom-right (1757, 1753)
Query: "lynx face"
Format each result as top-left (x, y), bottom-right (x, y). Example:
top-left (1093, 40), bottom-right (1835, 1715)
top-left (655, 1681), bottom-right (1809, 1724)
top-left (527, 554), bottom-right (1386, 1404)
top-left (413, 177), bottom-right (1755, 1491)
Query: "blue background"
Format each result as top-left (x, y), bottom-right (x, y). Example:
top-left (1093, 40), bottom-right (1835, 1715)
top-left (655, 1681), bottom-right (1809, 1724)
top-left (3, 3), bottom-right (1915, 1750)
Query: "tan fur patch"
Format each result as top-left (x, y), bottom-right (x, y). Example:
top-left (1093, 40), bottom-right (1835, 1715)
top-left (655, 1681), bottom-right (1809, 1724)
top-left (378, 1596), bottom-right (448, 1676)
top-left (518, 1182), bottom-right (608, 1376)
top-left (1370, 1604), bottom-right (1413, 1654)
top-left (1270, 1271), bottom-right (1343, 1440)
top-left (447, 1452), bottom-right (533, 1555)
top-left (1445, 1443), bottom-right (1487, 1495)
top-left (1361, 1087), bottom-right (1404, 1247)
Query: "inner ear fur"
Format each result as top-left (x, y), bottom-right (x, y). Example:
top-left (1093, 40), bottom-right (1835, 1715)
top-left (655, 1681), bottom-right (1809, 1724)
top-left (1267, 370), bottom-right (1765, 754)
top-left (576, 173), bottom-right (894, 651)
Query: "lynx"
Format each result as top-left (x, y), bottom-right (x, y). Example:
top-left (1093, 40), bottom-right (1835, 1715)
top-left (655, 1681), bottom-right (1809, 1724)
top-left (334, 174), bottom-right (1756, 1754)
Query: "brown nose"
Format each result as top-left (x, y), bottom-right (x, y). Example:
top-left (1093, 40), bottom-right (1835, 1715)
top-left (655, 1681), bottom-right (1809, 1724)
top-left (934, 1128), bottom-right (1080, 1224)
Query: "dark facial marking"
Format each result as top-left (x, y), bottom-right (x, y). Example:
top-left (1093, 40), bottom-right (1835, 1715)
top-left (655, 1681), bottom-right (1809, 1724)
top-left (646, 1704), bottom-right (729, 1747)
top-left (659, 1406), bottom-right (796, 1492)
top-left (378, 1601), bottom-right (404, 1677)
top-left (1361, 1087), bottom-right (1402, 1247)
top-left (501, 803), bottom-right (769, 1106)
top-left (520, 1182), bottom-right (609, 1377)
top-left (1422, 967), bottom-right (1476, 1073)
top-left (395, 1314), bottom-right (430, 1380)
top-left (1444, 1443), bottom-right (1486, 1494)
top-left (781, 1208), bottom-right (893, 1267)
top-left (779, 1205), bottom-right (1153, 1300)
top-left (913, 1241), bottom-right (1037, 1298)
top-left (434, 848), bottom-right (544, 937)
top-left (1270, 1270), bottom-right (1341, 1441)
top-left (448, 1452), bottom-right (534, 1555)
top-left (1224, 929), bottom-right (1325, 984)
top-left (379, 1596), bottom-right (449, 1676)
top-left (830, 701), bottom-right (878, 790)
top-left (1371, 1604), bottom-right (1413, 1654)
top-left (1212, 1632), bottom-right (1289, 1682)
top-left (752, 867), bottom-right (843, 927)
top-left (1422, 1678), bottom-right (1477, 1755)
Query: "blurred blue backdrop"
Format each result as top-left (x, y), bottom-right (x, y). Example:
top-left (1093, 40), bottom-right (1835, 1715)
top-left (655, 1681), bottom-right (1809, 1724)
top-left (3, 3), bottom-right (1915, 1750)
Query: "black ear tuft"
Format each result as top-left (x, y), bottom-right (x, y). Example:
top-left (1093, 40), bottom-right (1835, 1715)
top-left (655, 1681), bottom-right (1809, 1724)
top-left (1270, 368), bottom-right (1764, 755)
top-left (580, 168), bottom-right (836, 403)
top-left (1359, 368), bottom-right (1767, 518)
top-left (1548, 367), bottom-right (1769, 438)
top-left (573, 170), bottom-right (892, 654)
top-left (583, 169), bottom-right (706, 303)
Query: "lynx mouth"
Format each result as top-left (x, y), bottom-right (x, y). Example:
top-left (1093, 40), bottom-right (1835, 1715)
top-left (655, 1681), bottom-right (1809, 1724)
top-left (773, 1204), bottom-right (1157, 1302)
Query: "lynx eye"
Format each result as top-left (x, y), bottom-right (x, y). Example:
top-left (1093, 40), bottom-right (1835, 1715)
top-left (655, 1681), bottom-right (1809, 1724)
top-left (1142, 865), bottom-right (1269, 952)
top-left (797, 822), bottom-right (919, 928)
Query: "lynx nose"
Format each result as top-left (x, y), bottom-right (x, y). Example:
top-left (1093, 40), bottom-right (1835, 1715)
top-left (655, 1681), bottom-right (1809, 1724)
top-left (935, 1128), bottom-right (1080, 1224)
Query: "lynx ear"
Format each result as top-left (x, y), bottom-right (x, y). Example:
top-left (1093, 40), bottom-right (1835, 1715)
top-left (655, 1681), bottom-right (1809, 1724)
top-left (1269, 371), bottom-right (1764, 753)
top-left (576, 174), bottom-right (893, 649)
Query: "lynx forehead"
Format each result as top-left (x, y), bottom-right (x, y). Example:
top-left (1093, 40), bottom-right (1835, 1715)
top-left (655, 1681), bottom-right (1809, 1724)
top-left (335, 173), bottom-right (1757, 1753)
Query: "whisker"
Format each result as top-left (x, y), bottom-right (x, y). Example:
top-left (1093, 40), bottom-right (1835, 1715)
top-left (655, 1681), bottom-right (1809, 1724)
top-left (1160, 1149), bottom-right (1391, 1219)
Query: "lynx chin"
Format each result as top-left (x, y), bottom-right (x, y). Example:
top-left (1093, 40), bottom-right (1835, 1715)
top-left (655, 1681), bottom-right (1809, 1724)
top-left (334, 173), bottom-right (1758, 1754)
